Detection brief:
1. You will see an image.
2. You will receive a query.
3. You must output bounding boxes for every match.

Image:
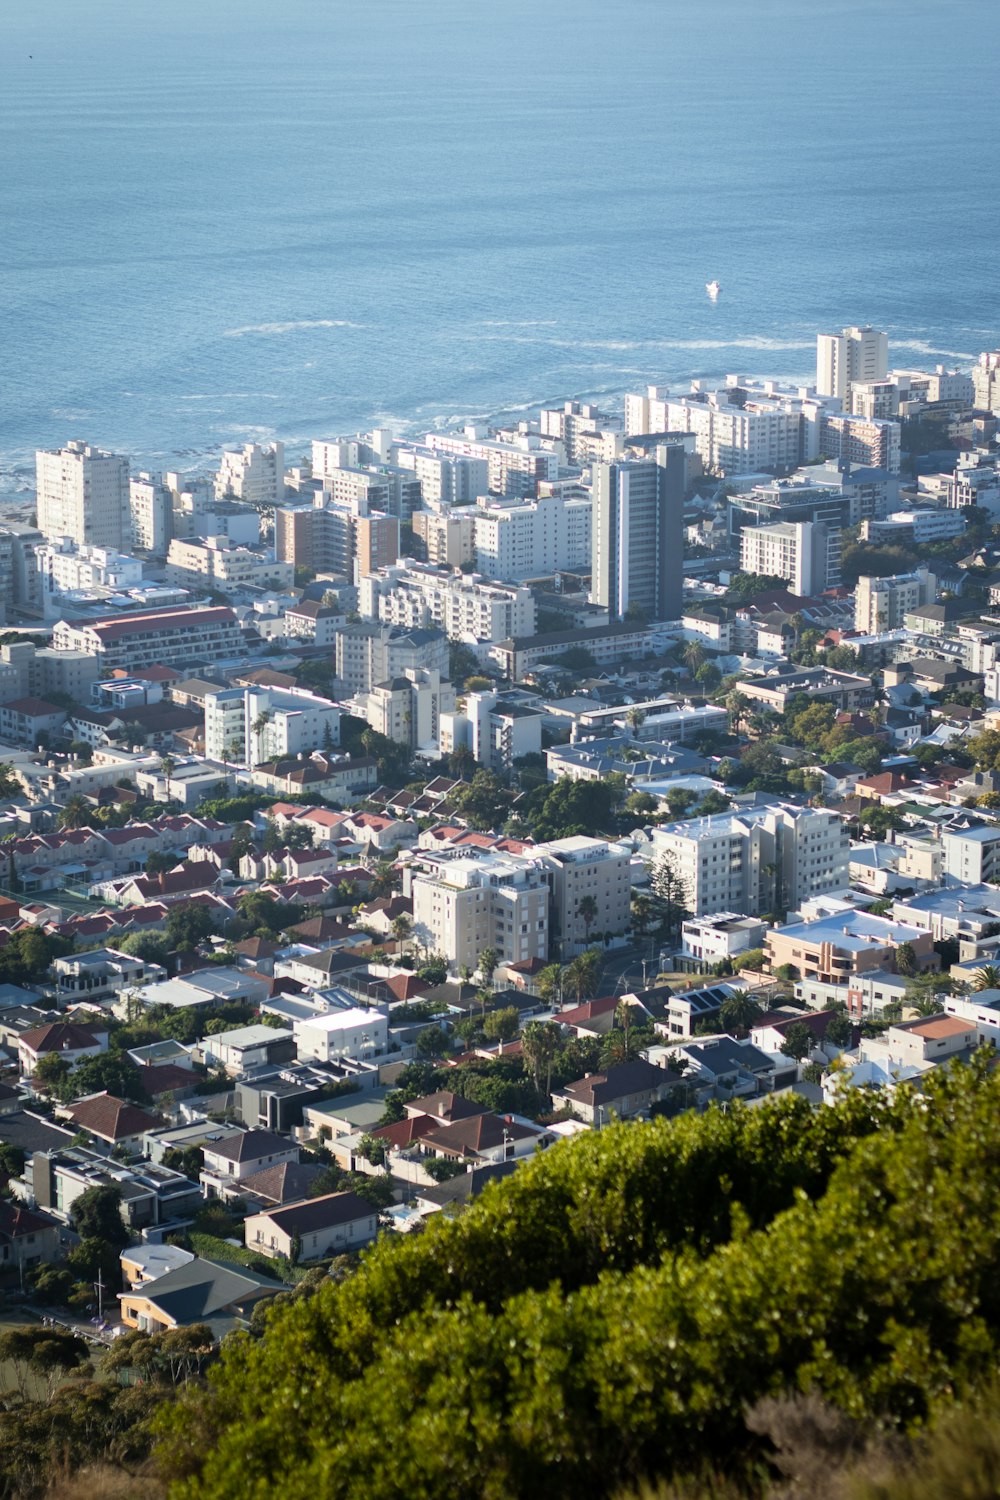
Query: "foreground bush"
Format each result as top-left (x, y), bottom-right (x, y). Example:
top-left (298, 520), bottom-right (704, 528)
top-left (154, 1061), bottom-right (1000, 1498)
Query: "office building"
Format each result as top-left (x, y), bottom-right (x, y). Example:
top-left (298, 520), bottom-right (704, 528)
top-left (36, 441), bottom-right (129, 549)
top-left (739, 519), bottom-right (836, 594)
top-left (854, 568), bottom-right (936, 634)
top-left (591, 447), bottom-right (684, 621)
top-left (816, 326), bottom-right (888, 405)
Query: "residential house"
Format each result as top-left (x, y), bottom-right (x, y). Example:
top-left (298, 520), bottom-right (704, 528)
top-left (119, 1255), bottom-right (283, 1335)
top-left (63, 1093), bottom-right (161, 1154)
top-left (200, 1130), bottom-right (300, 1199)
top-left (18, 1021), bottom-right (108, 1079)
top-left (551, 1058), bottom-right (678, 1124)
top-left (0, 1200), bottom-right (61, 1276)
top-left (243, 1190), bottom-right (377, 1262)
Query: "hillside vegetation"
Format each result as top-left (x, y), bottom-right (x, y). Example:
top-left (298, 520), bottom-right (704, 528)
top-left (155, 1060), bottom-right (1000, 1499)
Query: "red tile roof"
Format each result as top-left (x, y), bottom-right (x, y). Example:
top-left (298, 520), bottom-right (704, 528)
top-left (68, 1093), bottom-right (160, 1141)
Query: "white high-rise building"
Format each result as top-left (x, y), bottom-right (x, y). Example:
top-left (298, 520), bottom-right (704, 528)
top-left (411, 854), bottom-right (550, 973)
top-left (973, 352), bottom-right (1000, 415)
top-left (204, 685), bottom-right (341, 768)
top-left (855, 569), bottom-right (937, 634)
top-left (215, 442), bottom-right (285, 506)
top-left (35, 441), bottom-right (129, 549)
top-left (816, 326), bottom-right (888, 406)
top-left (473, 491), bottom-right (592, 582)
top-left (129, 473), bottom-right (173, 556)
top-left (358, 562), bottom-right (535, 643)
top-left (650, 803), bottom-right (849, 918)
top-left (739, 520), bottom-right (835, 595)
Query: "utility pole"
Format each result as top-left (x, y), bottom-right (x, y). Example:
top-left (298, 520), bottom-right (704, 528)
top-left (94, 1268), bottom-right (104, 1322)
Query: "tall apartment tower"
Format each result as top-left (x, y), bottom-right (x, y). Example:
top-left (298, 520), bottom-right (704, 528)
top-left (591, 446), bottom-right (684, 621)
top-left (816, 326), bottom-right (888, 406)
top-left (35, 441), bottom-right (129, 548)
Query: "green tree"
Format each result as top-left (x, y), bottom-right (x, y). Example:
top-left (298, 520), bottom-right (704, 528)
top-left (478, 947), bottom-right (500, 986)
top-left (562, 947), bottom-right (602, 1002)
top-left (650, 850), bottom-right (690, 940)
top-left (824, 1012), bottom-right (853, 1048)
top-left (576, 895), bottom-right (599, 944)
top-left (166, 901), bottom-right (217, 952)
top-left (520, 1020), bottom-right (561, 1096)
top-left (482, 1007), bottom-right (520, 1043)
top-left (894, 941), bottom-right (918, 978)
top-left (717, 991), bottom-right (762, 1037)
top-left (779, 1021), bottom-right (814, 1060)
top-left (972, 964), bottom-right (1000, 992)
top-left (71, 1184), bottom-right (128, 1249)
top-left (536, 964), bottom-right (564, 1008)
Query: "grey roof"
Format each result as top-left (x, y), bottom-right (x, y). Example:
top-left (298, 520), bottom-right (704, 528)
top-left (0, 1110), bottom-right (76, 1154)
top-left (208, 1129), bottom-right (296, 1164)
top-left (132, 1256), bottom-right (283, 1325)
top-left (253, 1190), bottom-right (373, 1235)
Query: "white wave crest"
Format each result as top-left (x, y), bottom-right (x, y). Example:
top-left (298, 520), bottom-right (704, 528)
top-left (222, 319), bottom-right (363, 338)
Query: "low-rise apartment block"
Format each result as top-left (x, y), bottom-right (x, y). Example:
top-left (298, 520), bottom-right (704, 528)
top-left (412, 854), bottom-right (550, 972)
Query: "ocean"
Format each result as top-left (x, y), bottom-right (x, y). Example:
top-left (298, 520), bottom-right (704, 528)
top-left (1, 0), bottom-right (998, 496)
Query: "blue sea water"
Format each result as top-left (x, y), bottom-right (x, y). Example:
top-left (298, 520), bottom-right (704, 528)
top-left (1, 0), bottom-right (998, 494)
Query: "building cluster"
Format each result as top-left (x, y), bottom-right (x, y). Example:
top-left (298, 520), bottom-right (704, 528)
top-left (5, 322), bottom-right (1000, 1339)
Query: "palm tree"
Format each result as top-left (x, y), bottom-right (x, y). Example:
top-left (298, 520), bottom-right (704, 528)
top-left (391, 914), bottom-right (412, 953)
top-left (973, 965), bottom-right (1000, 992)
top-left (536, 963), bottom-right (564, 1008)
top-left (625, 707), bottom-right (646, 737)
top-left (251, 711), bottom-right (272, 767)
top-left (577, 895), bottom-right (599, 945)
top-left (160, 753), bottom-right (176, 803)
top-left (563, 947), bottom-right (602, 1002)
top-left (521, 1020), bottom-right (561, 1096)
top-left (57, 795), bottom-right (91, 831)
top-left (726, 690), bottom-right (750, 735)
top-left (682, 641), bottom-right (706, 676)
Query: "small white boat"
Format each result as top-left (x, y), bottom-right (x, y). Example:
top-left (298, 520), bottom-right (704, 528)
top-left (706, 280), bottom-right (721, 298)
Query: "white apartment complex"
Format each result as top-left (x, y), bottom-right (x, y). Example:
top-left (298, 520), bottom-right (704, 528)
top-left (534, 835), bottom-right (632, 956)
top-left (165, 537), bottom-right (294, 594)
top-left (215, 442), bottom-right (285, 506)
top-left (396, 447), bottom-right (489, 507)
top-left (739, 520), bottom-right (835, 596)
top-left (627, 388), bottom-right (804, 475)
top-left (411, 854), bottom-right (550, 973)
top-left (426, 429), bottom-right (559, 498)
top-left (36, 541), bottom-right (144, 608)
top-left (354, 669), bottom-right (455, 751)
top-left (439, 691), bottom-right (542, 772)
top-left (854, 568), bottom-right (936, 634)
top-left (411, 509), bottom-right (477, 568)
top-left (53, 605), bottom-right (244, 672)
top-left (820, 412), bottom-right (901, 473)
top-left (816, 326), bottom-right (888, 405)
top-left (129, 473), bottom-right (172, 556)
top-left (205, 685), bottom-right (341, 768)
top-left (973, 352), bottom-right (1000, 415)
top-left (36, 442), bottom-right (129, 550)
top-left (650, 803), bottom-right (850, 919)
top-left (358, 562), bottom-right (535, 643)
top-left (473, 491), bottom-right (592, 582)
